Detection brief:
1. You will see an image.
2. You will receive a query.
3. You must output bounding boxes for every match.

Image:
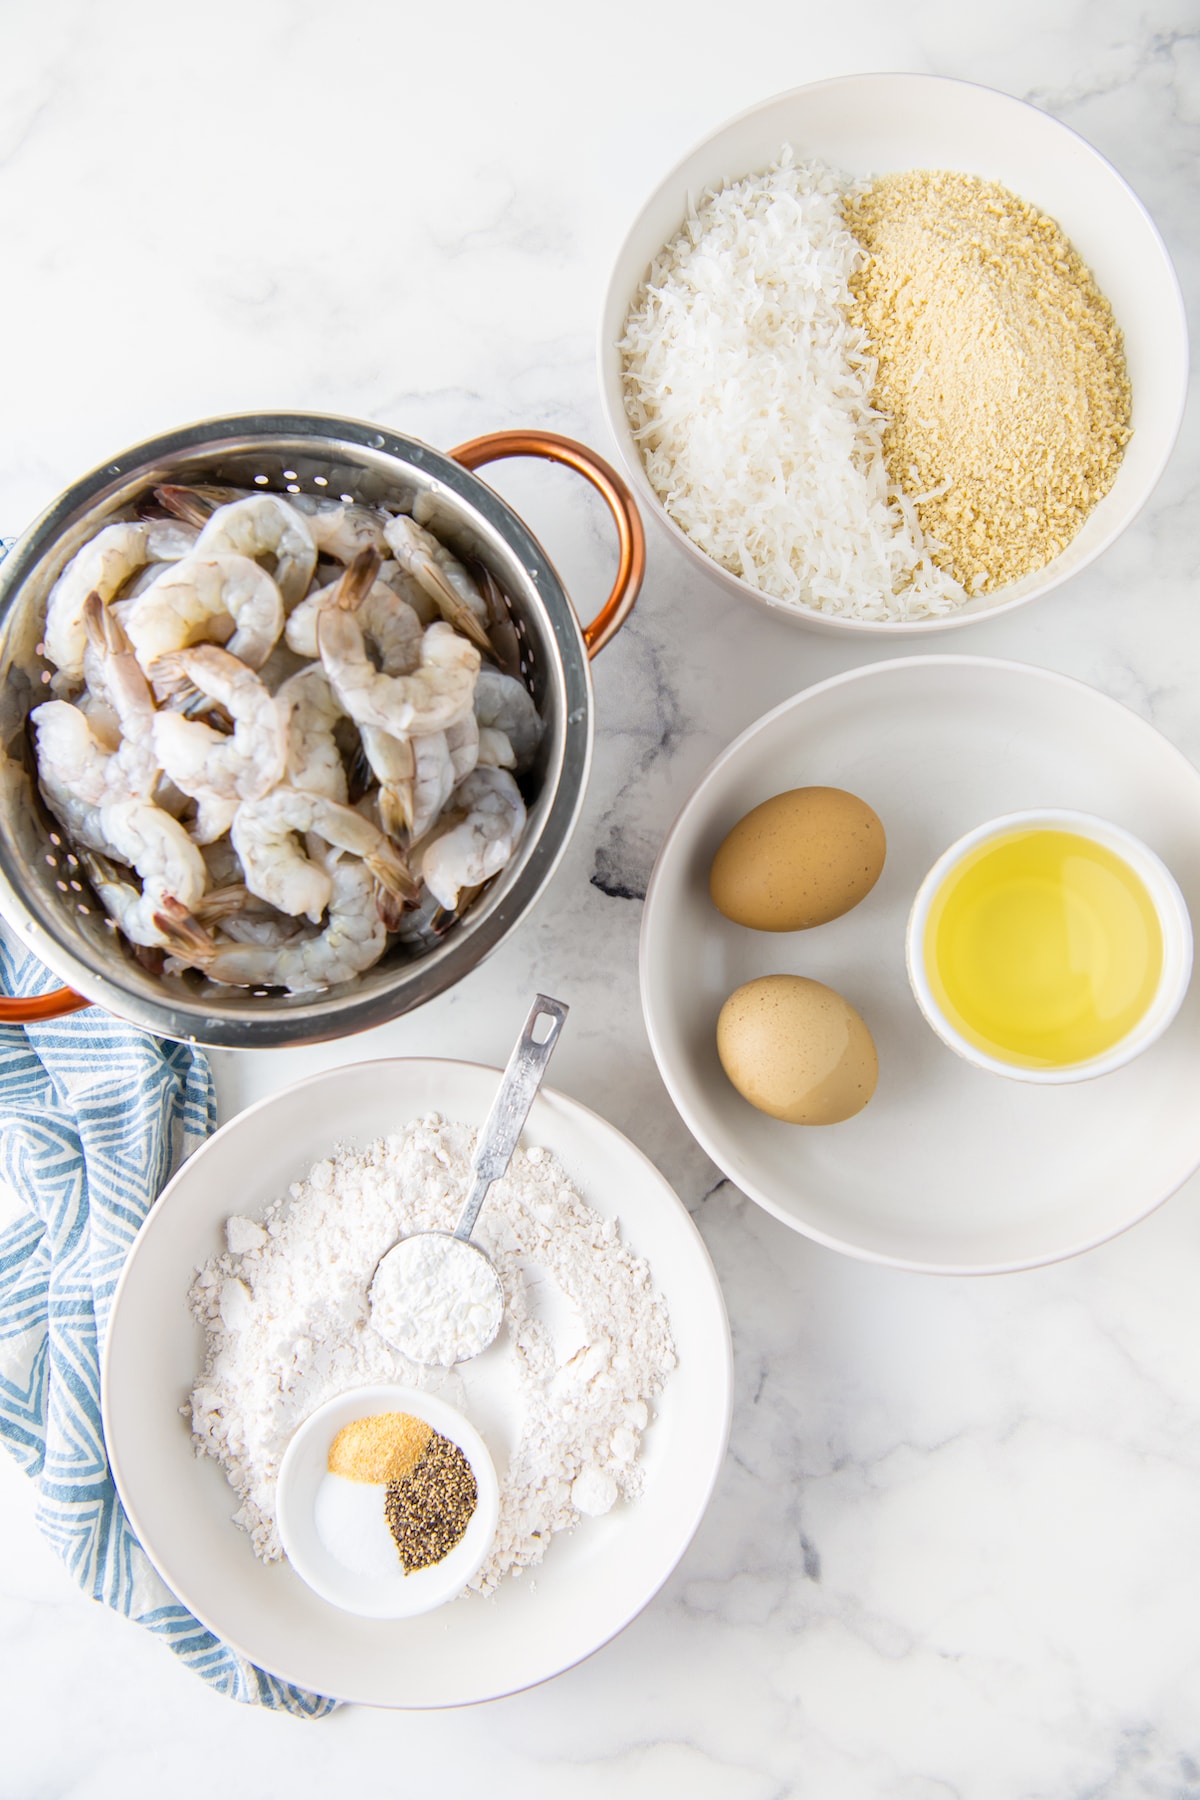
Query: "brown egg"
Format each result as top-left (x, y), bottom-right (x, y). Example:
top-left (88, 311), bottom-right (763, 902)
top-left (716, 975), bottom-right (878, 1125)
top-left (709, 786), bottom-right (886, 930)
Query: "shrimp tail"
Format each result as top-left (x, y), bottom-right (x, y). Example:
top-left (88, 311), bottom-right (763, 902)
top-left (378, 785), bottom-right (411, 840)
top-left (152, 897), bottom-right (214, 962)
top-left (81, 589), bottom-right (109, 652)
top-left (366, 837), bottom-right (420, 906)
top-left (191, 883), bottom-right (254, 923)
top-left (154, 484), bottom-right (244, 529)
top-left (334, 545), bottom-right (383, 610)
top-left (418, 560), bottom-right (494, 655)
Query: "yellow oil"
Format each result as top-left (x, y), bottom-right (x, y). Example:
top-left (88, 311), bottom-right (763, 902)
top-left (924, 828), bottom-right (1163, 1068)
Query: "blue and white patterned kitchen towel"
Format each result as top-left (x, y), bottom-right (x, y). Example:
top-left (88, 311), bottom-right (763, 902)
top-left (0, 937), bottom-right (336, 1715)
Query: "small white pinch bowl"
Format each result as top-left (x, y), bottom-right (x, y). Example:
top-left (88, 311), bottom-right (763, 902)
top-left (906, 809), bottom-right (1194, 1086)
top-left (276, 1384), bottom-right (499, 1620)
top-left (599, 73), bottom-right (1188, 636)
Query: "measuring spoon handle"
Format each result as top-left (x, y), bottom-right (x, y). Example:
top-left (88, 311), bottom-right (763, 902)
top-left (453, 994), bottom-right (569, 1241)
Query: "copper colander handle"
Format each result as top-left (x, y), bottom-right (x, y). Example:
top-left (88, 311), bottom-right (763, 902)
top-left (450, 429), bottom-right (645, 657)
top-left (0, 986), bottom-right (92, 1023)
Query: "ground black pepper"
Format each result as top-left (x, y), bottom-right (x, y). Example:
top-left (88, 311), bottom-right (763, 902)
top-left (385, 1430), bottom-right (477, 1573)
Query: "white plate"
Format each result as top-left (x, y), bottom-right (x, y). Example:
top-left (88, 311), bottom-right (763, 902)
top-left (101, 1060), bottom-right (732, 1707)
top-left (640, 656), bottom-right (1200, 1273)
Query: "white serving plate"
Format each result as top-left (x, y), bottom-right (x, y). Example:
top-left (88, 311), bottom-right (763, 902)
top-left (640, 657), bottom-right (1200, 1272)
top-left (599, 74), bottom-right (1188, 636)
top-left (101, 1060), bottom-right (732, 1707)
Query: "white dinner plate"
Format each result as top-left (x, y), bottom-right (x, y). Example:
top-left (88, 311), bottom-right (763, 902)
top-left (640, 656), bottom-right (1200, 1273)
top-left (102, 1060), bottom-right (732, 1707)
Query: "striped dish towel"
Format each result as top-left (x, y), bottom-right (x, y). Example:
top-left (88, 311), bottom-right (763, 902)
top-left (0, 936), bottom-right (335, 1715)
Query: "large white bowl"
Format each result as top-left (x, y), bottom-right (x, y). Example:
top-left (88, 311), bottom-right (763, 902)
top-left (101, 1058), bottom-right (731, 1707)
top-left (599, 74), bottom-right (1188, 636)
top-left (639, 657), bottom-right (1200, 1273)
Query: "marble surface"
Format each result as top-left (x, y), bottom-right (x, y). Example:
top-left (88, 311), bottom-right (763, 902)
top-left (2, 0), bottom-right (1199, 1792)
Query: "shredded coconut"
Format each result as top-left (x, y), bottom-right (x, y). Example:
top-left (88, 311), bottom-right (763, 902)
top-left (619, 152), bottom-right (966, 622)
top-left (188, 1115), bottom-right (675, 1594)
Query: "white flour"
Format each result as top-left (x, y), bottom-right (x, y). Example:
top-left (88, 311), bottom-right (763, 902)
top-left (370, 1232), bottom-right (503, 1366)
top-left (188, 1115), bottom-right (676, 1593)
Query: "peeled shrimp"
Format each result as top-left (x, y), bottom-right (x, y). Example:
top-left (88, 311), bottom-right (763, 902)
top-left (277, 665), bottom-right (348, 803)
top-left (318, 615), bottom-right (480, 737)
top-left (33, 702), bottom-right (158, 847)
top-left (195, 495), bottom-right (317, 610)
top-left (473, 667), bottom-right (542, 771)
top-left (231, 785), bottom-right (415, 923)
top-left (124, 554), bottom-right (283, 672)
top-left (416, 767), bottom-right (526, 911)
top-left (288, 497), bottom-right (389, 563)
top-left (477, 726), bottom-right (516, 769)
top-left (150, 646), bottom-right (288, 842)
top-left (383, 514), bottom-right (493, 653)
top-left (33, 596), bottom-right (161, 840)
top-left (156, 848), bottom-right (389, 994)
top-left (377, 558), bottom-right (441, 626)
top-left (445, 710), bottom-right (479, 784)
top-left (78, 799), bottom-right (207, 949)
top-left (357, 724), bottom-right (413, 840)
top-left (360, 726), bottom-right (454, 844)
top-left (286, 574), bottom-right (423, 673)
top-left (44, 519), bottom-right (197, 681)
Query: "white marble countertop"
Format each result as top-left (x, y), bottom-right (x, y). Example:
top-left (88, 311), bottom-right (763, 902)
top-left (2, 1), bottom-right (1198, 1793)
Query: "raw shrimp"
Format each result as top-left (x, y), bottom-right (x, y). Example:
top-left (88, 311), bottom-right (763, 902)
top-left (285, 554), bottom-right (422, 674)
top-left (219, 913), bottom-right (310, 949)
top-left (361, 726), bottom-right (453, 844)
top-left (357, 723), bottom-right (413, 840)
top-left (80, 591), bottom-right (158, 763)
top-left (445, 710), bottom-right (479, 784)
top-left (473, 667), bottom-right (542, 771)
top-left (416, 767), bottom-right (526, 911)
top-left (318, 615), bottom-right (480, 737)
top-left (231, 785), bottom-right (415, 922)
top-left (150, 646), bottom-right (288, 840)
top-left (78, 798), bottom-right (207, 949)
top-left (277, 665), bottom-right (348, 803)
top-left (154, 483), bottom-right (246, 529)
top-left (377, 558), bottom-right (441, 626)
top-left (383, 514), bottom-right (493, 653)
top-left (475, 560), bottom-right (523, 678)
top-left (477, 726), bottom-right (516, 769)
top-left (44, 518), bottom-right (197, 681)
top-left (33, 595), bottom-right (161, 842)
top-left (124, 554), bottom-right (284, 671)
top-left (195, 494), bottom-right (317, 610)
top-left (288, 497), bottom-right (388, 562)
top-left (156, 849), bottom-right (389, 994)
top-left (32, 702), bottom-right (157, 848)
top-left (392, 879), bottom-right (481, 954)
top-left (192, 882), bottom-right (309, 948)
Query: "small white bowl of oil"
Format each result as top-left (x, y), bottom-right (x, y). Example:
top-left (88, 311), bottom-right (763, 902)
top-left (907, 809), bottom-right (1193, 1084)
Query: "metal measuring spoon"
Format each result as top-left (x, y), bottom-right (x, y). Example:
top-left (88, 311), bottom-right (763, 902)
top-left (369, 994), bottom-right (568, 1367)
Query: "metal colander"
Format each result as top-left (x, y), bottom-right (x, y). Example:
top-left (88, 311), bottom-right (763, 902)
top-left (0, 412), bottom-right (643, 1047)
